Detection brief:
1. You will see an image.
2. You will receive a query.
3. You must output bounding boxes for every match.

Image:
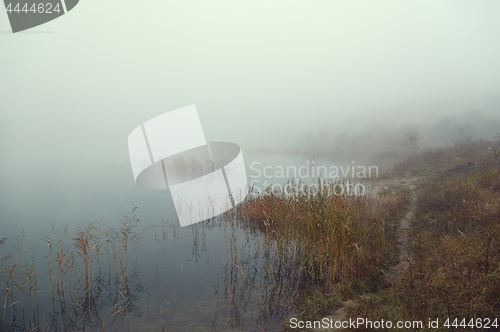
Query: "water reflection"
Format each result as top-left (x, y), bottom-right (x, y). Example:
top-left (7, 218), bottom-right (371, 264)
top-left (1, 206), bottom-right (309, 331)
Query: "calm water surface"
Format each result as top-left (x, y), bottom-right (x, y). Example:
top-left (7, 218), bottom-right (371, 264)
top-left (0, 153), bottom-right (318, 331)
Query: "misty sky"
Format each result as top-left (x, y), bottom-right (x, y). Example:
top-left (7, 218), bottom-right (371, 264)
top-left (1, 0), bottom-right (500, 177)
top-left (3, 3), bottom-right (500, 328)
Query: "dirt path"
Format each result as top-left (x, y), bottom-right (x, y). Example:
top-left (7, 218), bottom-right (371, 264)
top-left (382, 183), bottom-right (417, 285)
top-left (312, 176), bottom-right (419, 331)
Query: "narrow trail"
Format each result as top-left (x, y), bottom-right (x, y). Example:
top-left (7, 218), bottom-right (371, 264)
top-left (382, 179), bottom-right (418, 285)
top-left (313, 176), bottom-right (419, 331)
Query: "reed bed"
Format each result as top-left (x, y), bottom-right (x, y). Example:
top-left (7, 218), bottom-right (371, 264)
top-left (0, 177), bottom-right (414, 331)
top-left (0, 209), bottom-right (150, 332)
top-left (230, 179), bottom-right (411, 325)
top-left (241, 180), bottom-right (410, 288)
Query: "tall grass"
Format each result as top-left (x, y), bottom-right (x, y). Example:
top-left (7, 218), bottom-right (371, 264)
top-left (0, 232), bottom-right (44, 331)
top-left (350, 138), bottom-right (500, 331)
top-left (235, 179), bottom-right (411, 325)
top-left (0, 209), bottom-right (150, 332)
top-left (0, 170), bottom-right (435, 330)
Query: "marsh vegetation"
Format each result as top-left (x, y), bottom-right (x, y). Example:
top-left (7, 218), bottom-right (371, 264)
top-left (1, 136), bottom-right (499, 331)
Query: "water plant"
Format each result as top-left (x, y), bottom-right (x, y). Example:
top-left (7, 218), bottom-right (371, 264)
top-left (0, 210), bottom-right (150, 332)
top-left (217, 177), bottom-right (411, 329)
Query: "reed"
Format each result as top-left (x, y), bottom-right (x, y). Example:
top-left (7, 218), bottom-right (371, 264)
top-left (0, 231), bottom-right (47, 331)
top-left (1, 209), bottom-right (151, 331)
top-left (215, 177), bottom-right (411, 328)
top-left (109, 208), bottom-right (142, 330)
top-left (73, 223), bottom-right (99, 327)
top-left (240, 179), bottom-right (409, 290)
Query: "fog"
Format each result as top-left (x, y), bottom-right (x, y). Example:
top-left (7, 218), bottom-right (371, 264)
top-left (1, 2), bottom-right (500, 330)
top-left (1, 0), bottom-right (500, 230)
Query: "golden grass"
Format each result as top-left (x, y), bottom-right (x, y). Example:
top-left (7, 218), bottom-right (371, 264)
top-left (348, 139), bottom-right (500, 331)
top-left (237, 179), bottom-right (411, 325)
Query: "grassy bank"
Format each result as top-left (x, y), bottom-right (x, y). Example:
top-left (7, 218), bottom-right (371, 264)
top-left (239, 137), bottom-right (500, 331)
top-left (348, 138), bottom-right (500, 331)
